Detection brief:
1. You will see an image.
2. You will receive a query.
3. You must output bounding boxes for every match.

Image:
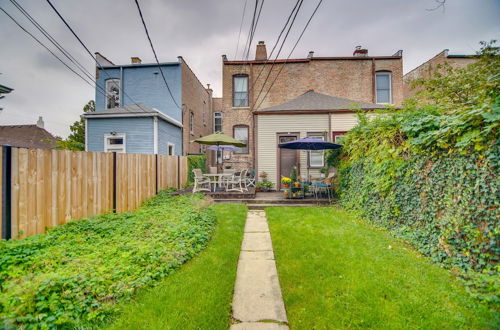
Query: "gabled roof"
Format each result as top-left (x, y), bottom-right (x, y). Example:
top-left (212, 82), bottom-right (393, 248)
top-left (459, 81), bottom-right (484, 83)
top-left (254, 90), bottom-right (385, 114)
top-left (0, 125), bottom-right (56, 149)
top-left (83, 103), bottom-right (183, 128)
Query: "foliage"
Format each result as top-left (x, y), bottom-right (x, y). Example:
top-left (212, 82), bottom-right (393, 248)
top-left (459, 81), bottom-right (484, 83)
top-left (0, 192), bottom-right (216, 328)
top-left (256, 181), bottom-right (274, 190)
top-left (281, 177), bottom-right (292, 184)
top-left (54, 100), bottom-right (95, 151)
top-left (325, 148), bottom-right (343, 168)
top-left (187, 154), bottom-right (207, 184)
top-left (267, 207), bottom-right (496, 328)
top-left (290, 166), bottom-right (298, 182)
top-left (107, 204), bottom-right (247, 329)
top-left (338, 41), bottom-right (499, 305)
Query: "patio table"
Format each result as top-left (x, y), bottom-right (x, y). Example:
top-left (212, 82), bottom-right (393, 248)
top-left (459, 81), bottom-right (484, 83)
top-left (203, 173), bottom-right (232, 191)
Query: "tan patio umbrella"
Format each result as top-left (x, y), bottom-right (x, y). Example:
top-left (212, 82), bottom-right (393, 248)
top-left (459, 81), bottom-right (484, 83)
top-left (192, 132), bottom-right (246, 168)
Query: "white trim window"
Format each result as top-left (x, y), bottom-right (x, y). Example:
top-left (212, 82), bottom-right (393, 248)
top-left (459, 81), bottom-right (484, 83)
top-left (375, 72), bottom-right (391, 104)
top-left (214, 112), bottom-right (222, 132)
top-left (309, 135), bottom-right (325, 168)
top-left (167, 143), bottom-right (175, 156)
top-left (233, 75), bottom-right (249, 107)
top-left (105, 79), bottom-right (121, 109)
top-left (104, 133), bottom-right (126, 153)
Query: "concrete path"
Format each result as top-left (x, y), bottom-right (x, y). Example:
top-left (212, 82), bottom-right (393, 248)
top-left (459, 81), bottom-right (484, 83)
top-left (230, 210), bottom-right (289, 330)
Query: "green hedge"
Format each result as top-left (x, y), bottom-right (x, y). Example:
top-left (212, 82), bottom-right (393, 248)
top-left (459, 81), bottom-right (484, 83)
top-left (187, 154), bottom-right (207, 185)
top-left (0, 192), bottom-right (216, 328)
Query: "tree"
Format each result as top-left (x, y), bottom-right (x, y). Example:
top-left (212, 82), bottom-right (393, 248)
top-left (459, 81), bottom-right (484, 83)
top-left (54, 100), bottom-right (95, 151)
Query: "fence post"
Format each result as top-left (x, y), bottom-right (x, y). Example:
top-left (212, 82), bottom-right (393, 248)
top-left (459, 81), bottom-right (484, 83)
top-left (155, 154), bottom-right (158, 194)
top-left (112, 152), bottom-right (117, 213)
top-left (1, 146), bottom-right (12, 240)
top-left (177, 156), bottom-right (181, 189)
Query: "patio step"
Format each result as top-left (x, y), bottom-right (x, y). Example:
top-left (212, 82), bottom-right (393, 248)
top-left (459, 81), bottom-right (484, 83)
top-left (247, 203), bottom-right (327, 209)
top-left (213, 199), bottom-right (331, 205)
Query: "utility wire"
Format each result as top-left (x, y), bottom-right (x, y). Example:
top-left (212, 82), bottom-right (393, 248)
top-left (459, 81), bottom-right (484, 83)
top-left (254, 0), bottom-right (323, 110)
top-left (244, 0), bottom-right (264, 60)
top-left (242, 0), bottom-right (259, 60)
top-left (133, 0), bottom-right (181, 109)
top-left (0, 6), bottom-right (101, 93)
top-left (9, 0), bottom-right (107, 97)
top-left (250, 0), bottom-right (302, 93)
top-left (252, 0), bottom-right (304, 108)
top-left (234, 0), bottom-right (248, 59)
top-left (45, 0), bottom-right (150, 112)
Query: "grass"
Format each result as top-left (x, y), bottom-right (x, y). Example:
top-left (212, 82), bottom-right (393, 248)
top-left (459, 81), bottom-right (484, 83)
top-left (106, 203), bottom-right (247, 330)
top-left (266, 206), bottom-right (498, 329)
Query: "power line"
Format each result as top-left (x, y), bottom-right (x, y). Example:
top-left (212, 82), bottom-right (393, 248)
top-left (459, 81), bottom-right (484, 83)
top-left (252, 0), bottom-right (304, 108)
top-left (250, 0), bottom-right (302, 93)
top-left (133, 0), bottom-right (181, 110)
top-left (0, 6), bottom-right (100, 92)
top-left (254, 0), bottom-right (323, 110)
top-left (242, 0), bottom-right (259, 60)
top-left (234, 0), bottom-right (248, 59)
top-left (44, 0), bottom-right (150, 112)
top-left (244, 0), bottom-right (265, 61)
top-left (8, 0), bottom-right (107, 97)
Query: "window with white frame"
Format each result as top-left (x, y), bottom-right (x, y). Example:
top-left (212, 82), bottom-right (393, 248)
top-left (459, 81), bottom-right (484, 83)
top-left (105, 79), bottom-right (120, 109)
top-left (167, 143), bottom-right (175, 155)
top-left (375, 72), bottom-right (391, 104)
top-left (214, 112), bottom-right (222, 132)
top-left (104, 133), bottom-right (125, 153)
top-left (233, 75), bottom-right (249, 107)
top-left (308, 135), bottom-right (325, 167)
top-left (233, 125), bottom-right (248, 153)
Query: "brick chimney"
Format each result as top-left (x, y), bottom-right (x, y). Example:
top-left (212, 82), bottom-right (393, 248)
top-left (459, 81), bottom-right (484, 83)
top-left (255, 41), bottom-right (267, 60)
top-left (353, 46), bottom-right (368, 57)
top-left (36, 116), bottom-right (44, 129)
top-left (131, 57), bottom-right (142, 64)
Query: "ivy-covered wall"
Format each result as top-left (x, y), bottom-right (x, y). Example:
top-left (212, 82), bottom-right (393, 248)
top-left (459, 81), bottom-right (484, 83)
top-left (339, 148), bottom-right (499, 303)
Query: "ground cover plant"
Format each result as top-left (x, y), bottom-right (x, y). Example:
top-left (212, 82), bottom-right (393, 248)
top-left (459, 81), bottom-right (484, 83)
top-left (332, 41), bottom-right (499, 304)
top-left (267, 207), bottom-right (497, 329)
top-left (107, 204), bottom-right (247, 329)
top-left (0, 192), bottom-right (216, 328)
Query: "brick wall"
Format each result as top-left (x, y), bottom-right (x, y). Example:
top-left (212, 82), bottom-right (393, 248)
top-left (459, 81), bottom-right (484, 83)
top-left (403, 50), bottom-right (477, 100)
top-left (180, 57), bottom-right (212, 155)
top-left (217, 50), bottom-right (403, 169)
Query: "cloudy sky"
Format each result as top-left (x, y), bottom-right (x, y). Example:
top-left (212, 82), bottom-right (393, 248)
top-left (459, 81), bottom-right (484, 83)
top-left (0, 0), bottom-right (498, 137)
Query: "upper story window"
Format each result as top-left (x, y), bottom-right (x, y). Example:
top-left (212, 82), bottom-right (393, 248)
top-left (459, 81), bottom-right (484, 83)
top-left (214, 112), bottom-right (222, 132)
top-left (233, 75), bottom-right (249, 107)
top-left (190, 111), bottom-right (194, 134)
top-left (105, 79), bottom-right (120, 109)
top-left (375, 72), bottom-right (391, 104)
top-left (233, 125), bottom-right (248, 154)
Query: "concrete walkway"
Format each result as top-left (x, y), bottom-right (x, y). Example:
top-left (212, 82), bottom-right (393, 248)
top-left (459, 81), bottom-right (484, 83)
top-left (230, 210), bottom-right (289, 330)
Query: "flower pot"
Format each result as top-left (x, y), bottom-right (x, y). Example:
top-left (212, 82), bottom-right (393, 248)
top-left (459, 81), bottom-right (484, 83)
top-left (284, 191), bottom-right (289, 197)
top-left (283, 183), bottom-right (290, 188)
top-left (294, 182), bottom-right (300, 188)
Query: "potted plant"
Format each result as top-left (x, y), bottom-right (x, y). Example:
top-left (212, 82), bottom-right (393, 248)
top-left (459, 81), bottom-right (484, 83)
top-left (281, 177), bottom-right (292, 188)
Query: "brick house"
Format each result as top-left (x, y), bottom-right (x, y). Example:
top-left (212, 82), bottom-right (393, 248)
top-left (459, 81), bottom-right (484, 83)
top-left (215, 41), bottom-right (403, 186)
top-left (403, 49), bottom-right (477, 100)
top-left (84, 54), bottom-right (212, 155)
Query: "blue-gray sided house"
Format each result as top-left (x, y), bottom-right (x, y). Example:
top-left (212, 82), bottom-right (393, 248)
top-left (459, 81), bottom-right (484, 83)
top-left (84, 54), bottom-right (212, 155)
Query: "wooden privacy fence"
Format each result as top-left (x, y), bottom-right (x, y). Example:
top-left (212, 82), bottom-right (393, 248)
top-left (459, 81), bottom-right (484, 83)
top-left (0, 146), bottom-right (188, 240)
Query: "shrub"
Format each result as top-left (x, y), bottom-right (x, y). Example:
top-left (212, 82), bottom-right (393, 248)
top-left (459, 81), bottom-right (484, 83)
top-left (187, 154), bottom-right (207, 184)
top-left (0, 192), bottom-right (216, 328)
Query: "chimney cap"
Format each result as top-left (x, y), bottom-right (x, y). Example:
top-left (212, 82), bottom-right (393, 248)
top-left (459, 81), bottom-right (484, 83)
top-left (36, 116), bottom-right (44, 129)
top-left (222, 54), bottom-right (228, 61)
top-left (353, 46), bottom-right (368, 57)
top-left (258, 41), bottom-right (265, 45)
top-left (308, 51), bottom-right (314, 58)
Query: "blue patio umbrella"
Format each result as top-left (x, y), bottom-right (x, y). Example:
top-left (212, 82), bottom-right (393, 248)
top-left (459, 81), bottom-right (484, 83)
top-left (278, 137), bottom-right (342, 181)
top-left (278, 136), bottom-right (342, 150)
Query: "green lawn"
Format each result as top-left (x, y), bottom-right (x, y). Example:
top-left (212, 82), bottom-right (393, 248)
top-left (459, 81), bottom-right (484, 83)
top-left (266, 207), bottom-right (497, 329)
top-left (107, 204), bottom-right (247, 330)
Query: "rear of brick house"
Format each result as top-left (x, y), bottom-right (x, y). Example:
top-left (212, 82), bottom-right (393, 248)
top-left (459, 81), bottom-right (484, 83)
top-left (214, 42), bottom-right (404, 187)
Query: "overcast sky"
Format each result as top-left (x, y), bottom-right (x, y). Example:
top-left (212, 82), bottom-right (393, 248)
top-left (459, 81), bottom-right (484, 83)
top-left (0, 0), bottom-right (498, 137)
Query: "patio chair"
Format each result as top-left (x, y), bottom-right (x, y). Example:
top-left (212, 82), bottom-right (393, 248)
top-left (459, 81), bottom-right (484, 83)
top-left (192, 169), bottom-right (211, 193)
top-left (240, 169), bottom-right (249, 191)
top-left (245, 169), bottom-right (256, 188)
top-left (226, 171), bottom-right (244, 193)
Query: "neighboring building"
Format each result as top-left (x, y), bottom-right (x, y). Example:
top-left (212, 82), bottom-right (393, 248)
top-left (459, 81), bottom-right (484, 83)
top-left (0, 83), bottom-right (14, 111)
top-left (403, 49), bottom-right (477, 99)
top-left (0, 116), bottom-right (57, 149)
top-left (216, 41), bottom-right (403, 185)
top-left (84, 54), bottom-right (212, 155)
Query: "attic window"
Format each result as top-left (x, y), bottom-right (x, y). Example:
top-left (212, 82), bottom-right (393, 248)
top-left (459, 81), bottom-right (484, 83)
top-left (105, 79), bottom-right (121, 109)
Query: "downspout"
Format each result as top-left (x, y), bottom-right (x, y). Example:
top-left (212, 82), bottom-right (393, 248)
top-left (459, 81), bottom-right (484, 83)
top-left (328, 113), bottom-right (332, 142)
top-left (85, 118), bottom-right (88, 151)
